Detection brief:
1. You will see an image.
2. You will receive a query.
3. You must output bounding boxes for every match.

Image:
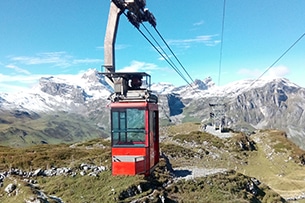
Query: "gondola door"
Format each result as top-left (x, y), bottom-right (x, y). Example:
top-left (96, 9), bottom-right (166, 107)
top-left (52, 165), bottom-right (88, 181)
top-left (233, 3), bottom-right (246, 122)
top-left (148, 105), bottom-right (159, 173)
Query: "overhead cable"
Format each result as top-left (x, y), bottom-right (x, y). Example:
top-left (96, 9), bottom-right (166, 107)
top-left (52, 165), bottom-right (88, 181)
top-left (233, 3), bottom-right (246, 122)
top-left (123, 12), bottom-right (193, 86)
top-left (141, 23), bottom-right (187, 83)
top-left (137, 26), bottom-right (192, 86)
top-left (250, 32), bottom-right (305, 87)
top-left (154, 27), bottom-right (195, 84)
top-left (218, 0), bottom-right (226, 86)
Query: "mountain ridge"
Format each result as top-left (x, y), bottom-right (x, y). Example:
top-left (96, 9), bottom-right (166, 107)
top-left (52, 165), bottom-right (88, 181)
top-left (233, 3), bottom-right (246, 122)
top-left (1, 68), bottom-right (305, 149)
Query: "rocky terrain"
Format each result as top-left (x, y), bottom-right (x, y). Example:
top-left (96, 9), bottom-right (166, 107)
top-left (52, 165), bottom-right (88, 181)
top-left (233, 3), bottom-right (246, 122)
top-left (0, 124), bottom-right (304, 202)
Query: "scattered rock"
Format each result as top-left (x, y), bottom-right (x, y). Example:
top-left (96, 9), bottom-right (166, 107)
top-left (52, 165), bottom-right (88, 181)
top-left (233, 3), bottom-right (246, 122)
top-left (0, 173), bottom-right (5, 182)
top-left (137, 184), bottom-right (142, 193)
top-left (33, 168), bottom-right (43, 176)
top-left (5, 183), bottom-right (16, 194)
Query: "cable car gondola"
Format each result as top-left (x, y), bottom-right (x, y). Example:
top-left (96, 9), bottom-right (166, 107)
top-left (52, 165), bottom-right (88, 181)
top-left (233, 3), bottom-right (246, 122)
top-left (104, 72), bottom-right (159, 176)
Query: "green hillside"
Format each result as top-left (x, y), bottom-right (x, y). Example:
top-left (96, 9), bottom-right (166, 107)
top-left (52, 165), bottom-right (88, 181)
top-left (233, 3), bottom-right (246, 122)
top-left (0, 111), bottom-right (108, 147)
top-left (0, 122), bottom-right (304, 202)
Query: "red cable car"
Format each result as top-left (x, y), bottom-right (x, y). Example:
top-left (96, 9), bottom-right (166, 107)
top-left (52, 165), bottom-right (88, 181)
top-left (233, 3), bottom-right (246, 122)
top-left (103, 72), bottom-right (159, 176)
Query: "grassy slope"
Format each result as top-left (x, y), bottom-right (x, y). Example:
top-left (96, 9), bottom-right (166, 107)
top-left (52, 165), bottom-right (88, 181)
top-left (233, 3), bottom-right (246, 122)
top-left (0, 123), bottom-right (304, 202)
top-left (0, 111), bottom-right (108, 147)
top-left (161, 123), bottom-right (305, 201)
top-left (0, 139), bottom-right (172, 203)
top-left (238, 130), bottom-right (305, 200)
top-left (0, 142), bottom-right (283, 203)
top-left (0, 139), bottom-right (111, 171)
top-left (166, 170), bottom-right (285, 203)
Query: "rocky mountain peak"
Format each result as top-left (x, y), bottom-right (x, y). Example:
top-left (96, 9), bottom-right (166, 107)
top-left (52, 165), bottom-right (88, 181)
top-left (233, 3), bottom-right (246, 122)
top-left (271, 78), bottom-right (299, 93)
top-left (36, 69), bottom-right (112, 104)
top-left (203, 76), bottom-right (215, 88)
top-left (192, 77), bottom-right (215, 90)
top-left (151, 82), bottom-right (176, 94)
top-left (39, 77), bottom-right (77, 96)
top-left (193, 79), bottom-right (208, 90)
top-left (81, 69), bottom-right (100, 83)
top-left (1, 68), bottom-right (305, 149)
top-left (0, 96), bottom-right (6, 103)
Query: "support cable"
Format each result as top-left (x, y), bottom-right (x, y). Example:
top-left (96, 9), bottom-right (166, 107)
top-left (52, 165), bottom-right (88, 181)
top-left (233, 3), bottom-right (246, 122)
top-left (137, 27), bottom-right (191, 85)
top-left (141, 23), bottom-right (186, 82)
top-left (122, 12), bottom-right (192, 86)
top-left (154, 27), bottom-right (195, 84)
top-left (250, 32), bottom-right (305, 87)
top-left (122, 13), bottom-right (192, 86)
top-left (218, 0), bottom-right (226, 86)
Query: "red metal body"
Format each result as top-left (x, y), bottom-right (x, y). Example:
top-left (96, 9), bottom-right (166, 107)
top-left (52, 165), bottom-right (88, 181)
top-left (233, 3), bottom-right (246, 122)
top-left (110, 102), bottom-right (159, 176)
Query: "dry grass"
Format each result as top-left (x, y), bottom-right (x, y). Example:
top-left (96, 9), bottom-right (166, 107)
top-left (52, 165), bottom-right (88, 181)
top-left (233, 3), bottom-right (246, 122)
top-left (160, 122), bottom-right (201, 136)
top-left (0, 139), bottom-right (111, 171)
top-left (238, 130), bottom-right (305, 199)
top-left (1, 123), bottom-right (304, 202)
top-left (161, 123), bottom-right (305, 201)
top-left (166, 170), bottom-right (285, 203)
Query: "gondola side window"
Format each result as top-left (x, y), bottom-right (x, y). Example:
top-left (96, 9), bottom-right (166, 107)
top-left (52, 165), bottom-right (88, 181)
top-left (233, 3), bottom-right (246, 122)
top-left (112, 108), bottom-right (145, 146)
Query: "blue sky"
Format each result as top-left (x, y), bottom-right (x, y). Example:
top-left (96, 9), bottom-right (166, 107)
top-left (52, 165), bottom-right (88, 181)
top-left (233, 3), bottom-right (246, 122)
top-left (1, 0), bottom-right (305, 93)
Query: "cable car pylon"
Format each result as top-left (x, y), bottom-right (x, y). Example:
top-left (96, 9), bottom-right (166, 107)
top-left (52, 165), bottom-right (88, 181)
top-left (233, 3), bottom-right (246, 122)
top-left (209, 99), bottom-right (227, 132)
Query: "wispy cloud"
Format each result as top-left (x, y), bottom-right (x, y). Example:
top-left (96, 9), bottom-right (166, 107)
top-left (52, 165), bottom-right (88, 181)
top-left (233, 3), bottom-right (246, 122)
top-left (9, 52), bottom-right (72, 67)
top-left (8, 52), bottom-right (102, 68)
top-left (1, 51), bottom-right (104, 93)
top-left (6, 64), bottom-right (31, 75)
top-left (72, 58), bottom-right (103, 64)
top-left (0, 73), bottom-right (44, 84)
top-left (267, 65), bottom-right (290, 78)
top-left (193, 20), bottom-right (204, 26)
top-left (0, 83), bottom-right (31, 93)
top-left (237, 68), bottom-right (262, 78)
top-left (238, 65), bottom-right (290, 79)
top-left (0, 69), bottom-right (91, 93)
top-left (0, 73), bottom-right (44, 93)
top-left (168, 35), bottom-right (220, 48)
top-left (117, 60), bottom-right (159, 74)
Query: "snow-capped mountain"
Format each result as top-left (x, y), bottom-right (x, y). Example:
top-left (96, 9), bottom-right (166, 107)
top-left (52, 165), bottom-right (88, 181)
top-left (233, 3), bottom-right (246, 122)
top-left (0, 69), bottom-right (111, 112)
top-left (1, 69), bottom-right (305, 149)
top-left (154, 76), bottom-right (305, 150)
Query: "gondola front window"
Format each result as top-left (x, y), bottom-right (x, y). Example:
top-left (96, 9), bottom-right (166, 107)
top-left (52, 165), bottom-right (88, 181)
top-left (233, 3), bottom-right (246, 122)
top-left (111, 108), bottom-right (145, 146)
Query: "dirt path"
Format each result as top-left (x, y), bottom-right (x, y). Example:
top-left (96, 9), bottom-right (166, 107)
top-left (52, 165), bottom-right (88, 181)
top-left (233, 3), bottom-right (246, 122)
top-left (173, 167), bottom-right (227, 180)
